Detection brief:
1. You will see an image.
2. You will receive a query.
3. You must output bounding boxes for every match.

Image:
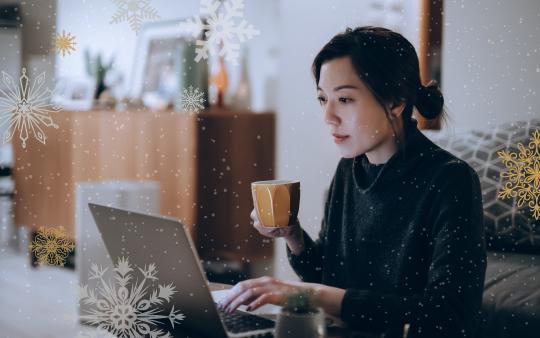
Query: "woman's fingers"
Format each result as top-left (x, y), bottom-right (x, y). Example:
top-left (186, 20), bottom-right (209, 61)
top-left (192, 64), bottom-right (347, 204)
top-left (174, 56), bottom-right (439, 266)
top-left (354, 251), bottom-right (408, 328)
top-left (251, 208), bottom-right (301, 238)
top-left (219, 276), bottom-right (275, 311)
top-left (250, 209), bottom-right (258, 222)
top-left (246, 292), bottom-right (283, 312)
top-left (253, 221), bottom-right (282, 238)
top-left (265, 228), bottom-right (283, 238)
top-left (268, 227), bottom-right (282, 236)
top-left (256, 223), bottom-right (293, 237)
top-left (219, 278), bottom-right (266, 309)
top-left (217, 276), bottom-right (309, 314)
top-left (224, 286), bottom-right (270, 313)
top-left (270, 225), bottom-right (294, 237)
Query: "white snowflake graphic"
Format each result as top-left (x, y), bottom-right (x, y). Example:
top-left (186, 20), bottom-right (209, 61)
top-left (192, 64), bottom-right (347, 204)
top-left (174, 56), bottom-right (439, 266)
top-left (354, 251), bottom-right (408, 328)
top-left (62, 313), bottom-right (118, 338)
top-left (0, 68), bottom-right (60, 148)
top-left (179, 0), bottom-right (260, 65)
top-left (76, 328), bottom-right (117, 338)
top-left (179, 86), bottom-right (206, 114)
top-left (110, 0), bottom-right (161, 33)
top-left (79, 257), bottom-right (186, 338)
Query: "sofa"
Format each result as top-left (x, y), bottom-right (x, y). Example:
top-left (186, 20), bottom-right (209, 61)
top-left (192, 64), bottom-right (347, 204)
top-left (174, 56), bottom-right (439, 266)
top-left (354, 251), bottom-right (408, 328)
top-left (424, 118), bottom-right (540, 338)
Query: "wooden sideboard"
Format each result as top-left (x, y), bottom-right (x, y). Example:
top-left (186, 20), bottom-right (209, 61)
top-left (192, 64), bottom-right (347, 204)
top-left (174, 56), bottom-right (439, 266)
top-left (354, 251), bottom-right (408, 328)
top-left (13, 108), bottom-right (275, 262)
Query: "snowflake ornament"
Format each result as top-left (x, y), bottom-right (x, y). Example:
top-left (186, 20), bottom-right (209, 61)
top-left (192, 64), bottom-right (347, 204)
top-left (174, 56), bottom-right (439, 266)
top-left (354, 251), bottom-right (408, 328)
top-left (62, 312), bottom-right (118, 338)
top-left (54, 30), bottom-right (77, 57)
top-left (179, 86), bottom-right (206, 114)
top-left (29, 226), bottom-right (75, 267)
top-left (498, 129), bottom-right (540, 220)
top-left (79, 257), bottom-right (186, 338)
top-left (0, 68), bottom-right (60, 148)
top-left (75, 327), bottom-right (117, 338)
top-left (110, 0), bottom-right (160, 33)
top-left (179, 0), bottom-right (260, 65)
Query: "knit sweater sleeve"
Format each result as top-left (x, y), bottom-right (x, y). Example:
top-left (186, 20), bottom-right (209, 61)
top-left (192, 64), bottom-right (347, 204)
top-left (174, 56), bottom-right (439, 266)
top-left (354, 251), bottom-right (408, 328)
top-left (285, 176), bottom-right (335, 283)
top-left (340, 162), bottom-right (487, 338)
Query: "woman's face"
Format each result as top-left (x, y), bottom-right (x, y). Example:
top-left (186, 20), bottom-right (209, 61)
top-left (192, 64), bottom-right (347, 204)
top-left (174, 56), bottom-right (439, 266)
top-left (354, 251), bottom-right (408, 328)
top-left (317, 56), bottom-right (402, 160)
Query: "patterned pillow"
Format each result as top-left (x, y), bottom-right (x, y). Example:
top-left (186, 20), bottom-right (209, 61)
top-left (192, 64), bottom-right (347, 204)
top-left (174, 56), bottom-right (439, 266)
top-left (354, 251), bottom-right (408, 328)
top-left (423, 119), bottom-right (540, 254)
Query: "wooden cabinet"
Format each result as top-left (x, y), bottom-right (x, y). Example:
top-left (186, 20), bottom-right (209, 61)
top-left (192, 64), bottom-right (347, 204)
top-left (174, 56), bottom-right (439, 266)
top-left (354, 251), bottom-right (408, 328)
top-left (13, 108), bottom-right (275, 262)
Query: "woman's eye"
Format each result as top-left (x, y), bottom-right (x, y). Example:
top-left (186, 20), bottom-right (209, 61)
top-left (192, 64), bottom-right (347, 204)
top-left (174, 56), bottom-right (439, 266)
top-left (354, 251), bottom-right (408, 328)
top-left (317, 96), bottom-right (327, 104)
top-left (339, 97), bottom-right (352, 103)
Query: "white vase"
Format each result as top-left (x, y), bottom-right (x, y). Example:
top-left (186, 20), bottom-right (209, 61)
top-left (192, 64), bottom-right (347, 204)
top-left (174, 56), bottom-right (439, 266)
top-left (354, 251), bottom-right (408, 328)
top-left (274, 306), bottom-right (327, 338)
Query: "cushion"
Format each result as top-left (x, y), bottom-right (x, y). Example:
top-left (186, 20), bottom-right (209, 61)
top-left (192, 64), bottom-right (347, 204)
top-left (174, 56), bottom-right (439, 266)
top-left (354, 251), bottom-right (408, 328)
top-left (479, 251), bottom-right (540, 337)
top-left (423, 119), bottom-right (540, 254)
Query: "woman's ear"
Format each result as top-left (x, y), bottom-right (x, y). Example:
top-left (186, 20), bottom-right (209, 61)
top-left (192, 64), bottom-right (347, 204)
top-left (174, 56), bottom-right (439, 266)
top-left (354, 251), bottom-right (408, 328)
top-left (389, 100), bottom-right (406, 119)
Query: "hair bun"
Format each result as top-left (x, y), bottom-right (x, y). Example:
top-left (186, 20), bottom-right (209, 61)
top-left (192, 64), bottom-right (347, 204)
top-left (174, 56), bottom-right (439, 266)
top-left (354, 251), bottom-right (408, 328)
top-left (415, 80), bottom-right (444, 119)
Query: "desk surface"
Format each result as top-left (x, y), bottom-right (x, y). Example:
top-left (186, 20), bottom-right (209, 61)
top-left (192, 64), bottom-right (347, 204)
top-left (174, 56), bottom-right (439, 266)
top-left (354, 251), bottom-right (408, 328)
top-left (208, 282), bottom-right (383, 338)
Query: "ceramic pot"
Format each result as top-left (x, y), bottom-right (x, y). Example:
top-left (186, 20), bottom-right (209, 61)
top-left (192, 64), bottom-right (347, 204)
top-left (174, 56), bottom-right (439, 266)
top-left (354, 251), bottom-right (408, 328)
top-left (274, 306), bottom-right (327, 338)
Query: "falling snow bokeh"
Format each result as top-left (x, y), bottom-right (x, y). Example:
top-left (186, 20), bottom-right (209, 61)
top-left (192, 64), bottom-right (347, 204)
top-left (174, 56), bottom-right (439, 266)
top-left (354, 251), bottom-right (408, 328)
top-left (0, 1), bottom-right (539, 338)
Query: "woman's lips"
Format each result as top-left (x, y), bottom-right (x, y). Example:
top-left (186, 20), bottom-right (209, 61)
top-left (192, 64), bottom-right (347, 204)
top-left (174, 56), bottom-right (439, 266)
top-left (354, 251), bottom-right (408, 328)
top-left (332, 134), bottom-right (349, 144)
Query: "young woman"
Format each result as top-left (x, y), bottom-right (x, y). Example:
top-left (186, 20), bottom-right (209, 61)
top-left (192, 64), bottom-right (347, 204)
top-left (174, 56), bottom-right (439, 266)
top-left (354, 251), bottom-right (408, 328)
top-left (217, 26), bottom-right (487, 338)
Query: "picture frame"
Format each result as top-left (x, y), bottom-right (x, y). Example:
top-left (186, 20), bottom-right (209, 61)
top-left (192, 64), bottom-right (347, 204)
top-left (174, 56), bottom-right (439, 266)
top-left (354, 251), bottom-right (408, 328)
top-left (130, 19), bottom-right (199, 102)
top-left (51, 77), bottom-right (95, 111)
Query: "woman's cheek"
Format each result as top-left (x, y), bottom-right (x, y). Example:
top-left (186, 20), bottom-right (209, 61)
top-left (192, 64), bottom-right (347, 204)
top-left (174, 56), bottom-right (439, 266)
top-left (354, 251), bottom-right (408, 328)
top-left (341, 107), bottom-right (362, 129)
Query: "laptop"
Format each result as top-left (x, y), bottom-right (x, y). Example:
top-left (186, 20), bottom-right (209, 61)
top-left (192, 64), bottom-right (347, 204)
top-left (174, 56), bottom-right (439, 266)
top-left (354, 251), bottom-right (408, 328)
top-left (88, 203), bottom-right (276, 338)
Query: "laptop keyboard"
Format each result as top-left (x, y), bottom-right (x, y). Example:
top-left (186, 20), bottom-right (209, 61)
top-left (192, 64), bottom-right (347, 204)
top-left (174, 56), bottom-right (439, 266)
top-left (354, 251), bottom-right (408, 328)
top-left (218, 307), bottom-right (275, 334)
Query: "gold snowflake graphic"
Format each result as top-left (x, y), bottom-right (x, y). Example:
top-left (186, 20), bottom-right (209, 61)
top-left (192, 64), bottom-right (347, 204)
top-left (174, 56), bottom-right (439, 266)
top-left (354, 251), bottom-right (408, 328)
top-left (29, 226), bottom-right (75, 267)
top-left (0, 68), bottom-right (60, 148)
top-left (497, 129), bottom-right (540, 220)
top-left (53, 30), bottom-right (77, 57)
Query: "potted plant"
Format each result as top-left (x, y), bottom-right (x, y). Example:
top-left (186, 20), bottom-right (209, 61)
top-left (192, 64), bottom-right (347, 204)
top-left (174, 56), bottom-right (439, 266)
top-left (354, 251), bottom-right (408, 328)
top-left (84, 49), bottom-right (114, 100)
top-left (274, 290), bottom-right (327, 338)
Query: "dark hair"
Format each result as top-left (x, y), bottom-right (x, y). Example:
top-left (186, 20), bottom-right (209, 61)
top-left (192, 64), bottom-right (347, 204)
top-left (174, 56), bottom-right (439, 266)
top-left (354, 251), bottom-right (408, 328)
top-left (312, 26), bottom-right (447, 147)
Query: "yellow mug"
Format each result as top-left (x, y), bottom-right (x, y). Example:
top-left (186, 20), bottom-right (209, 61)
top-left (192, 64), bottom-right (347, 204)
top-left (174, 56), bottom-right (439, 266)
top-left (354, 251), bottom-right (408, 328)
top-left (251, 180), bottom-right (300, 228)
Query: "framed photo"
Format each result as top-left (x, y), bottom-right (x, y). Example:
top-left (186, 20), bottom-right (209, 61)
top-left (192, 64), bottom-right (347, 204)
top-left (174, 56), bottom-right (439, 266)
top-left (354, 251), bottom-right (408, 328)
top-left (52, 77), bottom-right (95, 111)
top-left (130, 19), bottom-right (197, 102)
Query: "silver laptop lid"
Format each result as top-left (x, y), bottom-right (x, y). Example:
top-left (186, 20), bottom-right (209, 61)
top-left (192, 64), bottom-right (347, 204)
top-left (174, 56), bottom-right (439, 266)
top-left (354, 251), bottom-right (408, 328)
top-left (88, 203), bottom-right (229, 338)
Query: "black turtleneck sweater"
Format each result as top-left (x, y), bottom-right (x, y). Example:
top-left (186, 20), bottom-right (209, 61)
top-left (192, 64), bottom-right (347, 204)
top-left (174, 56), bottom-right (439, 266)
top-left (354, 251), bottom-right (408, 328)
top-left (286, 120), bottom-right (487, 338)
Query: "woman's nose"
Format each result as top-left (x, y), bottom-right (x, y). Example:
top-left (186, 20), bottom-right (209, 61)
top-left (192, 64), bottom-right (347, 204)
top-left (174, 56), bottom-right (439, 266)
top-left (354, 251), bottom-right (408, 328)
top-left (324, 102), bottom-right (339, 126)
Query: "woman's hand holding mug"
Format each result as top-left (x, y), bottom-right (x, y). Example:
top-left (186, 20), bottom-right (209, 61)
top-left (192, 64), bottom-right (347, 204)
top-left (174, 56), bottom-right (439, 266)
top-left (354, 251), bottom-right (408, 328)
top-left (251, 180), bottom-right (305, 254)
top-left (250, 208), bottom-right (306, 255)
top-left (250, 208), bottom-right (301, 239)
